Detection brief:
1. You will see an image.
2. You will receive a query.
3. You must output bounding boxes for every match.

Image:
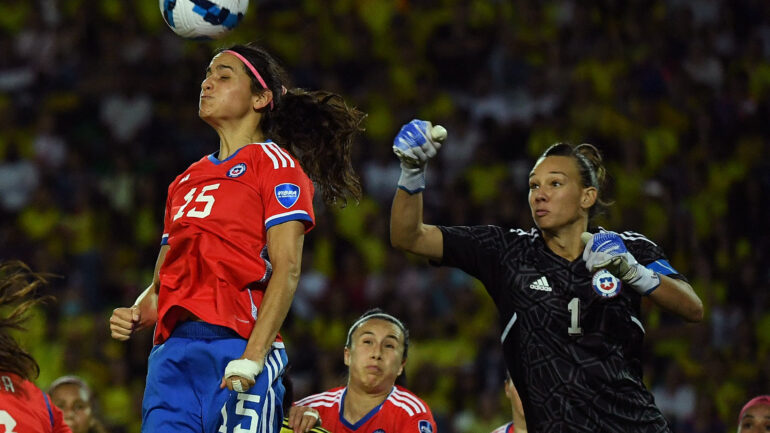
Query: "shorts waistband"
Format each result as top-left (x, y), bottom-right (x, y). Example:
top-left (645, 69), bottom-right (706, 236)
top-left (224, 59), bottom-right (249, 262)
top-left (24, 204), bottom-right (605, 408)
top-left (170, 321), bottom-right (241, 339)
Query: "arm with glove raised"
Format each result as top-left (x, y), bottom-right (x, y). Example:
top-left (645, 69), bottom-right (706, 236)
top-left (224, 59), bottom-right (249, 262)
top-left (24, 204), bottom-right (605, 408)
top-left (390, 119), bottom-right (447, 260)
top-left (581, 231), bottom-right (704, 322)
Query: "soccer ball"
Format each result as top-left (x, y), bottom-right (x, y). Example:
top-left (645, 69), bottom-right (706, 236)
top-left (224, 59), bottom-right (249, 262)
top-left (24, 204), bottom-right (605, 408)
top-left (160, 0), bottom-right (249, 40)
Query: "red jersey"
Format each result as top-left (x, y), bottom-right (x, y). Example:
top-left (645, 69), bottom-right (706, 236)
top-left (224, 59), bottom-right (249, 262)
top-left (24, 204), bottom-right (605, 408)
top-left (295, 385), bottom-right (436, 433)
top-left (0, 373), bottom-right (71, 433)
top-left (155, 142), bottom-right (315, 343)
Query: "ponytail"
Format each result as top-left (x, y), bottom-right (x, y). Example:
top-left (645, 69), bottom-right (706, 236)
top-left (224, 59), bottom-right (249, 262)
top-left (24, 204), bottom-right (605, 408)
top-left (270, 90), bottom-right (365, 207)
top-left (221, 43), bottom-right (365, 207)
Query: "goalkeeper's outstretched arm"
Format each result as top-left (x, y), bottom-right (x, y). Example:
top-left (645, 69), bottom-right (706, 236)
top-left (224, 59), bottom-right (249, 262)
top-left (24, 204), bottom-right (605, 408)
top-left (389, 120), bottom-right (445, 260)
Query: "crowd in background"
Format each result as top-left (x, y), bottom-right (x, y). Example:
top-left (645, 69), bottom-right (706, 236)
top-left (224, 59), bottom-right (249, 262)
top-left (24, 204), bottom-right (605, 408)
top-left (1, 0), bottom-right (769, 432)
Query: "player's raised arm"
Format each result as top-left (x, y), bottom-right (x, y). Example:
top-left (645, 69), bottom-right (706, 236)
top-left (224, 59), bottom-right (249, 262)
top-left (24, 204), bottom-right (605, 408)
top-left (109, 245), bottom-right (166, 341)
top-left (389, 119), bottom-right (446, 261)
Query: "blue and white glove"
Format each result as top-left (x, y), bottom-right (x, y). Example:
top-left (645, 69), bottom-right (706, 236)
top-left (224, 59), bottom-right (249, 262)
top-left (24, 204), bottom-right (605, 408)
top-left (581, 231), bottom-right (660, 295)
top-left (392, 119), bottom-right (447, 194)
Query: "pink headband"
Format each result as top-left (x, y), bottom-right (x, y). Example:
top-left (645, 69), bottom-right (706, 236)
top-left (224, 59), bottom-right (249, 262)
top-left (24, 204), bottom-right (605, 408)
top-left (222, 49), bottom-right (274, 110)
top-left (738, 395), bottom-right (770, 424)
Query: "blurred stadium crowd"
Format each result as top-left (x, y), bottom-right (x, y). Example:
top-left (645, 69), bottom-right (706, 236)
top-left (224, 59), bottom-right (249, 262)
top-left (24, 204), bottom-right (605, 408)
top-left (1, 0), bottom-right (769, 432)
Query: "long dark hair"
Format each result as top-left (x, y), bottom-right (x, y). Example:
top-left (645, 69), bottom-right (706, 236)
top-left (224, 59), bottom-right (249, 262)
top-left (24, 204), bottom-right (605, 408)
top-left (0, 261), bottom-right (50, 381)
top-left (539, 142), bottom-right (612, 219)
top-left (221, 43), bottom-right (365, 207)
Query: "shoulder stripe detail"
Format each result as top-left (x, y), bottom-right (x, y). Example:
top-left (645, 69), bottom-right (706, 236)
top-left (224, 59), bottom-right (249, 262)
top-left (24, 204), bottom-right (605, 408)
top-left (259, 143), bottom-right (281, 169)
top-left (389, 389), bottom-right (427, 414)
top-left (508, 228), bottom-right (540, 239)
top-left (500, 312), bottom-right (518, 343)
top-left (260, 142), bottom-right (295, 169)
top-left (389, 397), bottom-right (415, 416)
top-left (295, 390), bottom-right (343, 407)
top-left (269, 142), bottom-right (296, 168)
top-left (619, 230), bottom-right (657, 247)
top-left (630, 315), bottom-right (645, 334)
top-left (398, 390), bottom-right (428, 412)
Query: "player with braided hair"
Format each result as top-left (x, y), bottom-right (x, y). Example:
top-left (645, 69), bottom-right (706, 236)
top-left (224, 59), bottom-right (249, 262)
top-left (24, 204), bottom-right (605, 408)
top-left (390, 120), bottom-right (704, 432)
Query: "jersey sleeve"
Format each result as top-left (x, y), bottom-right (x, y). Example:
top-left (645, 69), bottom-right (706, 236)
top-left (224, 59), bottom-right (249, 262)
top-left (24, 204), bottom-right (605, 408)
top-left (257, 147), bottom-right (315, 232)
top-left (161, 180), bottom-right (175, 246)
top-left (621, 231), bottom-right (688, 282)
top-left (437, 225), bottom-right (508, 297)
top-left (399, 411), bottom-right (437, 433)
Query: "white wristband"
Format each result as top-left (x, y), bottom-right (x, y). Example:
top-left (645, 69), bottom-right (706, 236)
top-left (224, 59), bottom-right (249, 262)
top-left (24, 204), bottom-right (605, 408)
top-left (627, 264), bottom-right (661, 295)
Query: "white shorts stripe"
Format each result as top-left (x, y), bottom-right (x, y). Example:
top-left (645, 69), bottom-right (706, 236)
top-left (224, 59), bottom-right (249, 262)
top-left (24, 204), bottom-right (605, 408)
top-left (259, 143), bottom-right (280, 169)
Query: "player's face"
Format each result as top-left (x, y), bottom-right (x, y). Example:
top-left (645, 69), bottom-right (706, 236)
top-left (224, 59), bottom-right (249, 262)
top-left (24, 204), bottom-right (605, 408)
top-left (199, 52), bottom-right (261, 124)
top-left (528, 155), bottom-right (595, 232)
top-left (50, 383), bottom-right (92, 433)
top-left (344, 319), bottom-right (406, 394)
top-left (739, 404), bottom-right (770, 433)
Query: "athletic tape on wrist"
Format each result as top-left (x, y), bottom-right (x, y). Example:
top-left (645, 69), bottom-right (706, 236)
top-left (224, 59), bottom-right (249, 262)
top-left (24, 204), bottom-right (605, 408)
top-left (225, 359), bottom-right (264, 382)
top-left (232, 379), bottom-right (244, 393)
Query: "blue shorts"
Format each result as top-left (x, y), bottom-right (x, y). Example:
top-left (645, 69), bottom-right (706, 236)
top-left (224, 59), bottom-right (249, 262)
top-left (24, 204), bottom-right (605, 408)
top-left (142, 321), bottom-right (287, 433)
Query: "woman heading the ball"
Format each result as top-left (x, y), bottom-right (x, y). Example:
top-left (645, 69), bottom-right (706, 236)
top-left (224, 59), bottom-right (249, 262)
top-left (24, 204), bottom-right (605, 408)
top-left (109, 43), bottom-right (364, 433)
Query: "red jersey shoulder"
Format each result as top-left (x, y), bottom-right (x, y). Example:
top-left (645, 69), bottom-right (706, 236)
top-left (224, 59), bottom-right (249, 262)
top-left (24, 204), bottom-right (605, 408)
top-left (387, 385), bottom-right (432, 417)
top-left (0, 373), bottom-right (71, 433)
top-left (294, 386), bottom-right (344, 408)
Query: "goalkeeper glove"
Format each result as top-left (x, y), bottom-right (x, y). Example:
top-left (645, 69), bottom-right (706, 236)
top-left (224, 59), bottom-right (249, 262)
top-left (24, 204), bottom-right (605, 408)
top-left (581, 231), bottom-right (661, 295)
top-left (392, 119), bottom-right (446, 194)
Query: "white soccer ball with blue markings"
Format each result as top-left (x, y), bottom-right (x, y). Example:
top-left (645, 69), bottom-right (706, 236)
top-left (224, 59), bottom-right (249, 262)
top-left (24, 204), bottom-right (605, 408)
top-left (160, 0), bottom-right (249, 40)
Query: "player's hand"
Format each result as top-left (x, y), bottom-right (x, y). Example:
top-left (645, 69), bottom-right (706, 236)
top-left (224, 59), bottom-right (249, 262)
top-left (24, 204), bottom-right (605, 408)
top-left (393, 119), bottom-right (447, 194)
top-left (109, 306), bottom-right (141, 341)
top-left (393, 119), bottom-right (446, 168)
top-left (220, 358), bottom-right (264, 393)
top-left (288, 405), bottom-right (322, 432)
top-left (581, 232), bottom-right (660, 295)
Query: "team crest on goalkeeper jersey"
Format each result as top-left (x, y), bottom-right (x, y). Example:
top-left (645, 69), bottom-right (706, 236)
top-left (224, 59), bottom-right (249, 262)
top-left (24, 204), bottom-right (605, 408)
top-left (592, 269), bottom-right (621, 297)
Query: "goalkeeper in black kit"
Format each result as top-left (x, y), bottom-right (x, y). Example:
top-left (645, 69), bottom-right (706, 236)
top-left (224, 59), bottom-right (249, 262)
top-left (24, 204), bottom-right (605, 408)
top-left (389, 120), bottom-right (704, 432)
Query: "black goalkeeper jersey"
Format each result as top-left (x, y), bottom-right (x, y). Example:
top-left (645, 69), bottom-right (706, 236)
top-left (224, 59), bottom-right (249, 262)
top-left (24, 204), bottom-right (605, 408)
top-left (439, 225), bottom-right (683, 433)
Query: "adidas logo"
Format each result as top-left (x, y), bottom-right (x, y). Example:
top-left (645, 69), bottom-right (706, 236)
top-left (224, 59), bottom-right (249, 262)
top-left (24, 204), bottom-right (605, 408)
top-left (529, 276), bottom-right (552, 291)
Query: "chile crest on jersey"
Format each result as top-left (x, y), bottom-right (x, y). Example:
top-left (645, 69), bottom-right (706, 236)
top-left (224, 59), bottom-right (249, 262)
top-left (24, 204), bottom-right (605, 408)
top-left (592, 269), bottom-right (621, 298)
top-left (227, 162), bottom-right (247, 178)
